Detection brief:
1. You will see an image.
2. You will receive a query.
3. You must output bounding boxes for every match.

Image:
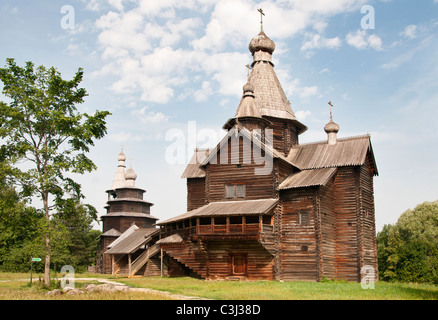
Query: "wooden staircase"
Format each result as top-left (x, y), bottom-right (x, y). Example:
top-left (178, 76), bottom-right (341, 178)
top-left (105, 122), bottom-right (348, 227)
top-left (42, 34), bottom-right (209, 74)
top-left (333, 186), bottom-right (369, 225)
top-left (259, 226), bottom-right (277, 256)
top-left (160, 240), bottom-right (208, 278)
top-left (129, 244), bottom-right (160, 277)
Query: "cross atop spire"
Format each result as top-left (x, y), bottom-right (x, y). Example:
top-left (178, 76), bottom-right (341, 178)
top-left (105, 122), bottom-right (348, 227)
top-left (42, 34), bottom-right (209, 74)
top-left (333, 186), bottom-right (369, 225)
top-left (328, 101), bottom-right (333, 121)
top-left (257, 8), bottom-right (265, 32)
top-left (245, 64), bottom-right (251, 78)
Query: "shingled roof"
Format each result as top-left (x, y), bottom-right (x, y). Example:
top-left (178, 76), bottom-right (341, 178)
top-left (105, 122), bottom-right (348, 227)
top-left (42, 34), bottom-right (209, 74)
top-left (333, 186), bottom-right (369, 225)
top-left (278, 167), bottom-right (337, 190)
top-left (157, 198), bottom-right (278, 225)
top-left (247, 31), bottom-right (307, 134)
top-left (106, 228), bottom-right (159, 254)
top-left (287, 135), bottom-right (378, 175)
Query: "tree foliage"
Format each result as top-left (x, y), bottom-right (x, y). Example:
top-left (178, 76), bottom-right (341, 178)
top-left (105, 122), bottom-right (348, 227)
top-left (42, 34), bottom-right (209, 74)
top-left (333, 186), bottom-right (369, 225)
top-left (0, 58), bottom-right (110, 285)
top-left (377, 200), bottom-right (438, 284)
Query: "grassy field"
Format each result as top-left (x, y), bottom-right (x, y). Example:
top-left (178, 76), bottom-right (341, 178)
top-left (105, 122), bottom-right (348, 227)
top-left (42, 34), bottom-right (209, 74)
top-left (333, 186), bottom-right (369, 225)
top-left (120, 276), bottom-right (438, 300)
top-left (0, 272), bottom-right (437, 300)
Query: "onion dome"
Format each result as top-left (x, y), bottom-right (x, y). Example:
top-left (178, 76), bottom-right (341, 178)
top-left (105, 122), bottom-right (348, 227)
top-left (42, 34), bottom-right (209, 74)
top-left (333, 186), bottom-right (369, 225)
top-left (118, 150), bottom-right (126, 162)
top-left (324, 120), bottom-right (340, 134)
top-left (125, 167), bottom-right (137, 181)
top-left (236, 81), bottom-right (259, 118)
top-left (249, 31), bottom-right (275, 54)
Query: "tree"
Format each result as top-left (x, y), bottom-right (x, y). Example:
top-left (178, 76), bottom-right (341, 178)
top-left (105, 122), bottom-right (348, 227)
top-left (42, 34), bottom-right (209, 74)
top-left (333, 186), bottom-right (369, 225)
top-left (51, 198), bottom-right (101, 272)
top-left (377, 200), bottom-right (438, 284)
top-left (0, 58), bottom-right (110, 287)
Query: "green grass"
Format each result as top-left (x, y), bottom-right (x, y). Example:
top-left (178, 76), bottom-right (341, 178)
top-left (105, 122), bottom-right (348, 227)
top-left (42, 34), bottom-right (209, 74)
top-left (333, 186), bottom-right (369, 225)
top-left (120, 276), bottom-right (438, 300)
top-left (1, 272), bottom-right (437, 300)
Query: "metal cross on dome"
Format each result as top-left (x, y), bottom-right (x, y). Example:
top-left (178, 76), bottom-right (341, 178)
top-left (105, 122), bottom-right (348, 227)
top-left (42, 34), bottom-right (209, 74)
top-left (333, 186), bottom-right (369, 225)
top-left (245, 64), bottom-right (251, 78)
top-left (258, 8), bottom-right (265, 32)
top-left (328, 101), bottom-right (334, 121)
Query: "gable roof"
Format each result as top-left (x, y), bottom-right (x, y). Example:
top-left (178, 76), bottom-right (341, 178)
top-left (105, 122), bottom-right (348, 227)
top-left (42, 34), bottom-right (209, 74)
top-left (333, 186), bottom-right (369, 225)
top-left (181, 148), bottom-right (210, 179)
top-left (287, 135), bottom-right (378, 175)
top-left (157, 198), bottom-right (278, 225)
top-left (101, 228), bottom-right (122, 237)
top-left (106, 228), bottom-right (159, 254)
top-left (278, 167), bottom-right (337, 190)
top-left (202, 127), bottom-right (297, 167)
top-left (181, 126), bottom-right (298, 179)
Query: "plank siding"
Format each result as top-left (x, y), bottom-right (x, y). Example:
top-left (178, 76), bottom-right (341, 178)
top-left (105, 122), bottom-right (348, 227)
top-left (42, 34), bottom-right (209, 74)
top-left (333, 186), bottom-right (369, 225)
top-left (334, 166), bottom-right (360, 281)
top-left (280, 188), bottom-right (318, 281)
top-left (359, 154), bottom-right (378, 280)
top-left (187, 178), bottom-right (206, 211)
top-left (318, 176), bottom-right (337, 280)
top-left (264, 117), bottom-right (299, 156)
top-left (207, 241), bottom-right (274, 280)
top-left (208, 136), bottom-right (275, 202)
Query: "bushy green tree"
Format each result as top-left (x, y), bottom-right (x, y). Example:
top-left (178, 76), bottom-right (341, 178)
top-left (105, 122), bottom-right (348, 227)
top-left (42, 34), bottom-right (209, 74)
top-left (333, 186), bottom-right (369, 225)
top-left (377, 200), bottom-right (438, 284)
top-left (0, 58), bottom-right (110, 286)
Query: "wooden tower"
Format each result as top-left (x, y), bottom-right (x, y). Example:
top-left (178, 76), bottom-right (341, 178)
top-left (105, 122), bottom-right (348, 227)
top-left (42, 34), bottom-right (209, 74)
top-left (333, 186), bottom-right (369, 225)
top-left (99, 149), bottom-right (158, 274)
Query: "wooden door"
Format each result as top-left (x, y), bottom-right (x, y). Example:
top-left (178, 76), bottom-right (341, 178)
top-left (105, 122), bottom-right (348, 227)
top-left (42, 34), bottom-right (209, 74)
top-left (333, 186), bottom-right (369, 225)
top-left (230, 254), bottom-right (247, 275)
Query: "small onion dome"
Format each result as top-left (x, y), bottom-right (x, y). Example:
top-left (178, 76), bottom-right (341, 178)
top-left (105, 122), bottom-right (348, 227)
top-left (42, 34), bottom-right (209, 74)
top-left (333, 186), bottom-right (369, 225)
top-left (324, 120), bottom-right (340, 134)
top-left (243, 82), bottom-right (255, 96)
top-left (249, 31), bottom-right (275, 54)
top-left (118, 151), bottom-right (126, 161)
top-left (125, 167), bottom-right (137, 181)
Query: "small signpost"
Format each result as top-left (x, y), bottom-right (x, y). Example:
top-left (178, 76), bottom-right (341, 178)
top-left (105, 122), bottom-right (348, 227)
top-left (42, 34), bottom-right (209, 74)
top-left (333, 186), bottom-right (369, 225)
top-left (30, 257), bottom-right (41, 286)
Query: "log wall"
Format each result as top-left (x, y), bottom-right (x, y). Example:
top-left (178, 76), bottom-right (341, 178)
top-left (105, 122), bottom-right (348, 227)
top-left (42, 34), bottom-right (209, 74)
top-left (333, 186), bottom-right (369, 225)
top-left (207, 241), bottom-right (274, 280)
top-left (187, 178), bottom-right (206, 211)
top-left (358, 154), bottom-right (378, 279)
top-left (318, 176), bottom-right (337, 279)
top-left (279, 188), bottom-right (318, 281)
top-left (334, 166), bottom-right (360, 281)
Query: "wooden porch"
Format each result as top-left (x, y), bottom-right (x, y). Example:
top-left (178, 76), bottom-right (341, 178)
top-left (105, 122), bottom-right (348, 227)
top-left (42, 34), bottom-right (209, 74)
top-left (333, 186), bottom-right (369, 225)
top-left (160, 215), bottom-right (273, 240)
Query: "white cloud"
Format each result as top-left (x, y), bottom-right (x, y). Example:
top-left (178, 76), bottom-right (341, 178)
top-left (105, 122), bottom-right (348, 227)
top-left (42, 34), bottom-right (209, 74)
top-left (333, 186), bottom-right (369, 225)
top-left (300, 33), bottom-right (341, 51)
top-left (401, 24), bottom-right (417, 39)
top-left (381, 35), bottom-right (434, 69)
top-left (295, 110), bottom-right (311, 121)
top-left (346, 29), bottom-right (383, 51)
top-left (276, 70), bottom-right (319, 100)
top-left (108, 131), bottom-right (145, 142)
top-left (90, 0), bottom-right (374, 105)
top-left (131, 107), bottom-right (169, 124)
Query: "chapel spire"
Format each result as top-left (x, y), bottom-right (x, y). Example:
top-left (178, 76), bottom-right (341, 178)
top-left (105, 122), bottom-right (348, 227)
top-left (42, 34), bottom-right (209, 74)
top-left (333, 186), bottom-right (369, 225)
top-left (324, 101), bottom-right (340, 145)
top-left (245, 9), bottom-right (307, 154)
top-left (111, 147), bottom-right (127, 190)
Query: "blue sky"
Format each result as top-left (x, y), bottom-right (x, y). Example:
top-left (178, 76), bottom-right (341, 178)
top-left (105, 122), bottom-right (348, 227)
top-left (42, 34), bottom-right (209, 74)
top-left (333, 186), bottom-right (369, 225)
top-left (1, 0), bottom-right (437, 232)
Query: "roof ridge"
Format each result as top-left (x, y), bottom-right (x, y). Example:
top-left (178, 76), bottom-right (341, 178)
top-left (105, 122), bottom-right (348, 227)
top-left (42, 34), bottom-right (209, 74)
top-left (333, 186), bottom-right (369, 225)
top-left (295, 133), bottom-right (371, 148)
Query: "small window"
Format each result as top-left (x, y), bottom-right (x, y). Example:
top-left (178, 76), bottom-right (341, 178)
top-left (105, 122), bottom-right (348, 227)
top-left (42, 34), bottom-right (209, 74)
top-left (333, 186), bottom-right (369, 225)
top-left (236, 185), bottom-right (245, 198)
top-left (225, 184), bottom-right (246, 199)
top-left (299, 212), bottom-right (309, 226)
top-left (301, 245), bottom-right (308, 252)
top-left (226, 185), bottom-right (235, 198)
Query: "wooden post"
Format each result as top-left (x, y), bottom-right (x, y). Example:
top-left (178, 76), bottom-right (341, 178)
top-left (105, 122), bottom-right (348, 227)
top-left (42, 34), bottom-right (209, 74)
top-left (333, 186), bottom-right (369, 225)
top-left (226, 217), bottom-right (230, 234)
top-left (211, 217), bottom-right (214, 234)
top-left (259, 215), bottom-right (263, 233)
top-left (111, 255), bottom-right (114, 275)
top-left (160, 248), bottom-right (163, 277)
top-left (189, 218), bottom-right (192, 236)
top-left (242, 216), bottom-right (246, 234)
top-left (128, 254), bottom-right (132, 276)
top-left (196, 218), bottom-right (200, 234)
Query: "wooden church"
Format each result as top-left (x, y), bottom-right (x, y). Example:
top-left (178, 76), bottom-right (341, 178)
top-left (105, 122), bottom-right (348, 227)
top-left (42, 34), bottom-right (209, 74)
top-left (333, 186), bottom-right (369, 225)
top-left (100, 20), bottom-right (378, 282)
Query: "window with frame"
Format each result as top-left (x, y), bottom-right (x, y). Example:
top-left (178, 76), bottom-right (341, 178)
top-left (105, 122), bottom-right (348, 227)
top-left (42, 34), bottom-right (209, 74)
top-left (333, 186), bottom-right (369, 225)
top-left (299, 212), bottom-right (309, 226)
top-left (225, 184), bottom-right (246, 199)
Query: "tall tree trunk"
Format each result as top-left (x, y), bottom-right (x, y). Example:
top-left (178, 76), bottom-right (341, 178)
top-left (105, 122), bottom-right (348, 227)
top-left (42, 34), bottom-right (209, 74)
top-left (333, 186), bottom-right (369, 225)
top-left (43, 192), bottom-right (51, 288)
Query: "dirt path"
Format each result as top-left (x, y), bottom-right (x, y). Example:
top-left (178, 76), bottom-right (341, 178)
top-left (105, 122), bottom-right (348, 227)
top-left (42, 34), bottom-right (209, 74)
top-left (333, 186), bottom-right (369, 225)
top-left (1, 277), bottom-right (209, 300)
